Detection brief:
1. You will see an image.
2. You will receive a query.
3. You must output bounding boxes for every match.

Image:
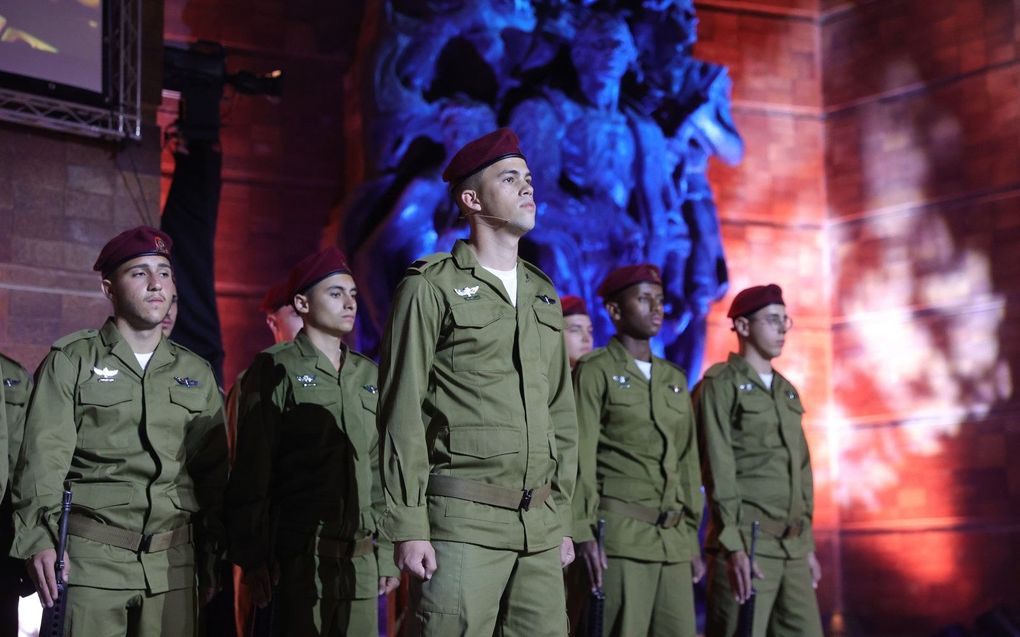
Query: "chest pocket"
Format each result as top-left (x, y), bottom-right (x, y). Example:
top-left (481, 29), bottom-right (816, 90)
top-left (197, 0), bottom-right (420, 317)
top-left (449, 302), bottom-right (514, 372)
top-left (735, 393), bottom-right (782, 448)
top-left (530, 303), bottom-right (564, 367)
top-left (169, 385), bottom-right (206, 413)
top-left (77, 382), bottom-right (136, 449)
top-left (288, 384), bottom-right (343, 446)
top-left (604, 384), bottom-right (651, 445)
top-left (3, 383), bottom-right (28, 406)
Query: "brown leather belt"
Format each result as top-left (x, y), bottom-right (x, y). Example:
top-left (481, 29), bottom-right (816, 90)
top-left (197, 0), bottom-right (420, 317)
top-left (599, 497), bottom-right (686, 529)
top-left (68, 515), bottom-right (192, 553)
top-left (315, 535), bottom-right (375, 559)
top-left (741, 505), bottom-right (804, 539)
top-left (427, 474), bottom-right (552, 511)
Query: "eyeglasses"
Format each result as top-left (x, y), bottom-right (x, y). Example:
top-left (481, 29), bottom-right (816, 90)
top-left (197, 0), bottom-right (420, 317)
top-left (750, 315), bottom-right (793, 331)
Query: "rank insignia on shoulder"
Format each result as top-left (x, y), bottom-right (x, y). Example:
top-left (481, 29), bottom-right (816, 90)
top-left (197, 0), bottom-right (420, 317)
top-left (92, 367), bottom-right (119, 382)
top-left (296, 374), bottom-right (317, 387)
top-left (454, 285), bottom-right (480, 300)
top-left (174, 376), bottom-right (200, 388)
top-left (668, 384), bottom-right (683, 393)
top-left (363, 384), bottom-right (378, 394)
top-left (2, 378), bottom-right (20, 388)
top-left (536, 294), bottom-right (555, 304)
top-left (738, 382), bottom-right (755, 392)
top-left (612, 375), bottom-right (631, 388)
top-left (786, 390), bottom-right (797, 400)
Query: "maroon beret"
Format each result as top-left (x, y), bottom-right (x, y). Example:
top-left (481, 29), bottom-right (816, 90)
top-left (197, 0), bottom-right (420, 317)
top-left (442, 127), bottom-right (526, 185)
top-left (727, 284), bottom-right (785, 318)
top-left (93, 226), bottom-right (172, 276)
top-left (287, 247), bottom-right (352, 296)
top-left (561, 295), bottom-right (588, 317)
top-left (597, 264), bottom-right (662, 298)
top-left (258, 281), bottom-right (292, 314)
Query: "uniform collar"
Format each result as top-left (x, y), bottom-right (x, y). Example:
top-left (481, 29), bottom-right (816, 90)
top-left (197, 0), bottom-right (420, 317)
top-left (293, 330), bottom-right (343, 380)
top-left (99, 318), bottom-right (173, 378)
top-left (451, 239), bottom-right (526, 307)
top-left (727, 352), bottom-right (777, 392)
top-left (606, 336), bottom-right (652, 386)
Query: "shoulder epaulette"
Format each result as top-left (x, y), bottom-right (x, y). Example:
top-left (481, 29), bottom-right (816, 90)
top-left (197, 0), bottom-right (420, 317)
top-left (347, 350), bottom-right (378, 368)
top-left (406, 253), bottom-right (451, 275)
top-left (261, 341), bottom-right (291, 356)
top-left (702, 362), bottom-right (729, 379)
top-left (51, 329), bottom-right (98, 350)
top-left (519, 258), bottom-right (555, 288)
top-left (660, 358), bottom-right (688, 378)
top-left (575, 348), bottom-right (610, 366)
top-left (168, 340), bottom-right (215, 373)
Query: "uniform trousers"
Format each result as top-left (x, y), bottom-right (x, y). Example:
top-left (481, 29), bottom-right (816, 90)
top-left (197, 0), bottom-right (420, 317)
top-left (411, 541), bottom-right (567, 637)
top-left (603, 557), bottom-right (695, 637)
top-left (705, 553), bottom-right (822, 637)
top-left (65, 585), bottom-right (194, 637)
top-left (271, 558), bottom-right (377, 637)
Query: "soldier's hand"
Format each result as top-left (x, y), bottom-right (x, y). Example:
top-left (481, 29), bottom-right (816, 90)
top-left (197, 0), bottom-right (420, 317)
top-left (726, 550), bottom-right (764, 604)
top-left (394, 540), bottom-right (437, 581)
top-left (559, 536), bottom-right (575, 568)
top-left (27, 548), bottom-right (69, 608)
top-left (378, 575), bottom-right (401, 596)
top-left (244, 565), bottom-right (275, 609)
top-left (808, 551), bottom-right (822, 589)
top-left (577, 540), bottom-right (607, 591)
top-left (691, 554), bottom-right (706, 584)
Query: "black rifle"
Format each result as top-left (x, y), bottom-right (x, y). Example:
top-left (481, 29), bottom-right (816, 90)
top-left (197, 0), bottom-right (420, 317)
top-left (735, 521), bottom-right (761, 637)
top-left (39, 483), bottom-right (72, 637)
top-left (586, 518), bottom-right (606, 637)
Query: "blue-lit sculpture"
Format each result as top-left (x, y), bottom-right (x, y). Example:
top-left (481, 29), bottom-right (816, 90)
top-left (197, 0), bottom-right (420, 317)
top-left (340, 0), bottom-right (742, 381)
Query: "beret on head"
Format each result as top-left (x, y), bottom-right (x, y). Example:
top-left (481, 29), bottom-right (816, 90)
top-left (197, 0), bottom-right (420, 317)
top-left (442, 127), bottom-right (525, 186)
top-left (93, 226), bottom-right (172, 276)
top-left (258, 281), bottom-right (292, 314)
top-left (560, 295), bottom-right (588, 317)
top-left (287, 247), bottom-right (352, 297)
top-left (597, 264), bottom-right (662, 299)
top-left (727, 284), bottom-right (785, 318)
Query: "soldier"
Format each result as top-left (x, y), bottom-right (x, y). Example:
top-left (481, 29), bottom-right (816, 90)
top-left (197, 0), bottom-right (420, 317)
top-left (693, 284), bottom-right (823, 637)
top-left (225, 280), bottom-right (304, 637)
top-left (572, 264), bottom-right (703, 637)
top-left (561, 295), bottom-right (594, 369)
top-left (377, 127), bottom-right (578, 636)
top-left (10, 226), bottom-right (228, 636)
top-left (224, 247), bottom-right (399, 636)
top-left (0, 352), bottom-right (32, 637)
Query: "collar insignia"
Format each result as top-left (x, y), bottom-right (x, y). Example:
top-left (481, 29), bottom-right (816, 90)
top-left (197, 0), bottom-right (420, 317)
top-left (537, 294), bottom-right (555, 304)
top-left (174, 376), bottom-right (200, 388)
top-left (668, 384), bottom-right (683, 393)
top-left (296, 374), bottom-right (317, 387)
top-left (93, 367), bottom-right (119, 382)
top-left (363, 384), bottom-right (378, 394)
top-left (2, 378), bottom-right (20, 388)
top-left (612, 375), bottom-right (631, 388)
top-left (738, 382), bottom-right (755, 392)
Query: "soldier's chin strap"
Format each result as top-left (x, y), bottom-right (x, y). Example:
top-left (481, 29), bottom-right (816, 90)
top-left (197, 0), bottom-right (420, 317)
top-left (466, 211), bottom-right (511, 229)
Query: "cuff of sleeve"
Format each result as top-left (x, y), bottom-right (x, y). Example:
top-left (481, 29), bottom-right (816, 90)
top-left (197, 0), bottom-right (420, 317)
top-left (572, 519), bottom-right (595, 544)
top-left (376, 545), bottom-right (400, 579)
top-left (11, 512), bottom-right (57, 560)
top-left (718, 526), bottom-right (744, 553)
top-left (380, 506), bottom-right (430, 542)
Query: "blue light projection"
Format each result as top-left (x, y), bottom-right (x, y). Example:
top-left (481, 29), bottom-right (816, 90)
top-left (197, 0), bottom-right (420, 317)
top-left (339, 0), bottom-right (742, 382)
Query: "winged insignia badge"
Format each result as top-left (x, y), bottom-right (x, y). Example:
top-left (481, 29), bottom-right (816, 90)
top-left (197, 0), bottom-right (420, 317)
top-left (174, 377), bottom-right (200, 388)
top-left (296, 374), bottom-right (317, 387)
top-left (92, 367), bottom-right (119, 382)
top-left (454, 286), bottom-right (480, 298)
top-left (2, 378), bottom-right (20, 388)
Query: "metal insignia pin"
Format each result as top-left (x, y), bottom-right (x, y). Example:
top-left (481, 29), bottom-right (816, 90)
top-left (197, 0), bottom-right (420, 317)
top-left (738, 383), bottom-right (754, 392)
top-left (2, 378), bottom-right (20, 388)
top-left (537, 294), bottom-right (555, 304)
top-left (296, 374), bottom-right (317, 387)
top-left (612, 375), bottom-right (631, 388)
top-left (92, 367), bottom-right (119, 382)
top-left (668, 384), bottom-right (682, 393)
top-left (787, 390), bottom-right (797, 400)
top-left (454, 286), bottom-right (479, 298)
top-left (363, 384), bottom-right (378, 394)
top-left (174, 377), bottom-right (200, 388)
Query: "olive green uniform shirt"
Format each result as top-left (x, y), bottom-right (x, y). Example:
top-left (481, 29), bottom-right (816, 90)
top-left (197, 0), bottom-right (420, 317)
top-left (224, 331), bottom-right (397, 599)
top-left (572, 338), bottom-right (702, 561)
top-left (1, 353), bottom-right (32, 559)
top-left (693, 353), bottom-right (815, 559)
top-left (10, 319), bottom-right (228, 593)
top-left (377, 240), bottom-right (578, 551)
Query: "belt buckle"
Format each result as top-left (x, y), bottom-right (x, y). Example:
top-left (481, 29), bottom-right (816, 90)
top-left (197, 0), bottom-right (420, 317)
top-left (519, 488), bottom-right (534, 511)
top-left (783, 520), bottom-right (804, 539)
top-left (138, 533), bottom-right (153, 553)
top-left (655, 511), bottom-right (669, 527)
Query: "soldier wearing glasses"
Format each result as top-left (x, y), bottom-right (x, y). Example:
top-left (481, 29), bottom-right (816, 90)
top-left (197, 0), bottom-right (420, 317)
top-left (693, 284), bottom-right (823, 637)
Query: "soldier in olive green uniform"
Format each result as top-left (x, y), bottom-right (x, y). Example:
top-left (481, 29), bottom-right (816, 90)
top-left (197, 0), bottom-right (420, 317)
top-left (378, 128), bottom-right (578, 636)
top-left (1, 353), bottom-right (32, 637)
top-left (572, 265), bottom-right (703, 637)
top-left (693, 284), bottom-right (822, 637)
top-left (10, 226), bottom-right (228, 636)
top-left (224, 247), bottom-right (399, 637)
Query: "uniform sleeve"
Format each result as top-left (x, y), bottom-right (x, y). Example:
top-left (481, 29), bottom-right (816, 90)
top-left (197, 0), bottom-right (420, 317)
top-left (376, 274), bottom-right (443, 542)
top-left (547, 326), bottom-right (578, 539)
top-left (677, 388), bottom-right (704, 556)
top-left (571, 361), bottom-right (605, 544)
top-left (692, 377), bottom-right (744, 553)
top-left (10, 351), bottom-right (77, 559)
top-left (370, 422), bottom-right (399, 579)
top-left (0, 361), bottom-right (7, 501)
top-left (184, 372), bottom-right (229, 590)
top-left (224, 354), bottom-right (284, 569)
top-left (801, 431), bottom-right (816, 552)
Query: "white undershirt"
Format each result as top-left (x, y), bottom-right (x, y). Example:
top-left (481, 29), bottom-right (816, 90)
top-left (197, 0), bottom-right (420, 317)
top-left (758, 371), bottom-right (774, 388)
top-left (634, 359), bottom-right (652, 380)
top-left (481, 265), bottom-right (518, 307)
top-left (135, 352), bottom-right (154, 370)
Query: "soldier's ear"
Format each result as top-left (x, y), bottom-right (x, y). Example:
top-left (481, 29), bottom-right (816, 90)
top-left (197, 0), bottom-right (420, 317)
top-left (458, 187), bottom-right (482, 213)
top-left (100, 278), bottom-right (114, 300)
top-left (292, 293), bottom-right (311, 316)
top-left (733, 317), bottom-right (750, 337)
top-left (604, 300), bottom-right (621, 323)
